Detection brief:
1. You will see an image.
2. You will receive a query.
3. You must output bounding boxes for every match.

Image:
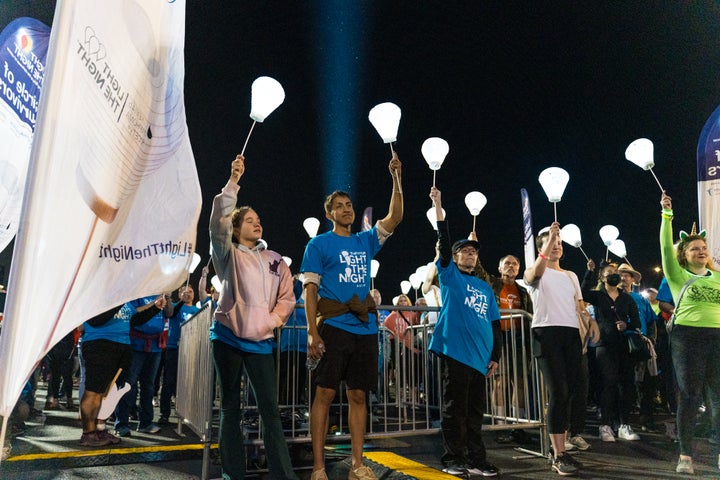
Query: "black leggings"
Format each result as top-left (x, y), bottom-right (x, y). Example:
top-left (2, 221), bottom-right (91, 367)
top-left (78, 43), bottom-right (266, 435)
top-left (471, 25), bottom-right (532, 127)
top-left (533, 326), bottom-right (581, 434)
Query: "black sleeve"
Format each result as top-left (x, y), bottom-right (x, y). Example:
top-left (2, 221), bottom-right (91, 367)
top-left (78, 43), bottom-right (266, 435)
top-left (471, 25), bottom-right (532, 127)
top-left (85, 305), bottom-right (124, 327)
top-left (130, 304), bottom-right (162, 327)
top-left (490, 320), bottom-right (502, 363)
top-left (437, 220), bottom-right (452, 268)
top-left (580, 269), bottom-right (595, 294)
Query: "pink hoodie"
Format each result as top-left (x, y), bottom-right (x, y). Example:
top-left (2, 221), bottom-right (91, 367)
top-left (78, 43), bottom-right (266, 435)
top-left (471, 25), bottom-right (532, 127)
top-left (209, 182), bottom-right (295, 341)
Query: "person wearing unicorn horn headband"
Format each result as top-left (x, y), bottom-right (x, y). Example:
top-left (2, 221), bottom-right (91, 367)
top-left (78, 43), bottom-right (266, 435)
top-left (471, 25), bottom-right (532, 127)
top-left (659, 192), bottom-right (720, 476)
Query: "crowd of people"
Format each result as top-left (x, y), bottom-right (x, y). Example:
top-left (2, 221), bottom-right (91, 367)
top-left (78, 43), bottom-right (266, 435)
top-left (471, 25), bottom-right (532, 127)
top-left (2, 153), bottom-right (719, 479)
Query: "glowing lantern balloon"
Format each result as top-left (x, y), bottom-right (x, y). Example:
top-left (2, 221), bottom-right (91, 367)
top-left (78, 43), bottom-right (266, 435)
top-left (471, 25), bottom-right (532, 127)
top-left (422, 137), bottom-right (449, 187)
top-left (368, 102), bottom-right (401, 144)
top-left (188, 253), bottom-right (201, 273)
top-left (608, 239), bottom-right (628, 261)
top-left (211, 275), bottom-right (222, 293)
top-left (625, 138), bottom-right (665, 192)
top-left (538, 167), bottom-right (570, 222)
top-left (560, 223), bottom-right (589, 260)
top-left (599, 225), bottom-right (619, 246)
top-left (240, 76), bottom-right (285, 155)
top-left (370, 259), bottom-right (380, 290)
top-left (464, 191), bottom-right (487, 231)
top-left (599, 224), bottom-right (620, 261)
top-left (409, 272), bottom-right (423, 291)
top-left (303, 217), bottom-right (320, 238)
top-left (368, 102), bottom-right (403, 191)
top-left (400, 280), bottom-right (412, 295)
top-left (282, 256), bottom-right (292, 267)
top-left (426, 207), bottom-right (446, 230)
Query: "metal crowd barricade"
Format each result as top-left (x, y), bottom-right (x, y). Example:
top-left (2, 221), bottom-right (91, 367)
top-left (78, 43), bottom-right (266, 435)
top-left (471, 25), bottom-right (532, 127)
top-left (175, 304), bottom-right (215, 480)
top-left (174, 303), bottom-right (548, 475)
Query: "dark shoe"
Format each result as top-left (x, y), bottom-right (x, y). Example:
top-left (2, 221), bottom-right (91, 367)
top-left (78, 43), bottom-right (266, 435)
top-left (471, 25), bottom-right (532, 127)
top-left (494, 432), bottom-right (514, 444)
top-left (137, 423), bottom-right (161, 434)
top-left (467, 463), bottom-right (499, 476)
top-left (114, 426), bottom-right (132, 437)
top-left (79, 431), bottom-right (113, 447)
top-left (442, 464), bottom-right (470, 476)
top-left (98, 430), bottom-right (121, 445)
top-left (552, 453), bottom-right (579, 476)
top-left (157, 416), bottom-right (169, 425)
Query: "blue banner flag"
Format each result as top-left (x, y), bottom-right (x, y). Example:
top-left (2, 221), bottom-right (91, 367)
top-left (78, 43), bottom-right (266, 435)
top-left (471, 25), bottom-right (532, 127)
top-left (696, 104), bottom-right (720, 266)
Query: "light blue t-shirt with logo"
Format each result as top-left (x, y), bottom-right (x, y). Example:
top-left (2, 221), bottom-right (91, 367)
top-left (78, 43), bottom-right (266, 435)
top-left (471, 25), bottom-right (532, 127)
top-left (300, 227), bottom-right (382, 335)
top-left (429, 259), bottom-right (500, 375)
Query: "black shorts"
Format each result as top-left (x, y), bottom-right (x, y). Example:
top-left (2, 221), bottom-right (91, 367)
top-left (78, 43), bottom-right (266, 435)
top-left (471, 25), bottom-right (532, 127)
top-left (82, 339), bottom-right (132, 394)
top-left (314, 324), bottom-right (378, 392)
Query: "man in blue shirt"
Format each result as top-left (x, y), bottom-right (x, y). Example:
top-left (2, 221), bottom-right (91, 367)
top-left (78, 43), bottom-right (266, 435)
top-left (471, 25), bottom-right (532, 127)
top-left (302, 153), bottom-right (403, 480)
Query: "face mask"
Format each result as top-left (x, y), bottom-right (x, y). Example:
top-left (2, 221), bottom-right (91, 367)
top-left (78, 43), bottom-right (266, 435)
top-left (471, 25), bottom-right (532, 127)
top-left (605, 273), bottom-right (621, 286)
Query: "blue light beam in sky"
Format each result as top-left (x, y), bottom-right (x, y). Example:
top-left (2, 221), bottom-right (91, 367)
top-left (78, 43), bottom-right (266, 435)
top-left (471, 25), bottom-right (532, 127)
top-left (312, 1), bottom-right (367, 195)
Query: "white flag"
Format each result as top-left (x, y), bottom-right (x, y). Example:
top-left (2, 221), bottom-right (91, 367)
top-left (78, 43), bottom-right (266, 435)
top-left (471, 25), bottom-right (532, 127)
top-left (0, 0), bottom-right (201, 417)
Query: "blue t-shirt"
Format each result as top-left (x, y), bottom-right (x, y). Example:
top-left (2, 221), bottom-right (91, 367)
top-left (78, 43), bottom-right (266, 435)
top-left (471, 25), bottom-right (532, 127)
top-left (167, 303), bottom-right (200, 349)
top-left (300, 227), bottom-right (382, 335)
top-left (130, 296), bottom-right (166, 352)
top-left (656, 277), bottom-right (674, 306)
top-left (210, 319), bottom-right (275, 354)
top-left (429, 259), bottom-right (500, 375)
top-left (629, 291), bottom-right (656, 336)
top-left (82, 298), bottom-right (148, 344)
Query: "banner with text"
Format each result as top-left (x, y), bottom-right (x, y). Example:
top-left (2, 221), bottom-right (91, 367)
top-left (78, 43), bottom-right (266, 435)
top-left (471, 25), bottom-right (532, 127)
top-left (697, 103), bottom-right (720, 267)
top-left (0, 17), bottom-right (49, 252)
top-left (0, 0), bottom-right (201, 417)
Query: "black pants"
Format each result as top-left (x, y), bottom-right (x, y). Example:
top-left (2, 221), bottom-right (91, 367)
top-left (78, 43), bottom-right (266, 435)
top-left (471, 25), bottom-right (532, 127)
top-left (595, 342), bottom-right (635, 426)
top-left (440, 355), bottom-right (487, 467)
top-left (533, 326), bottom-right (581, 434)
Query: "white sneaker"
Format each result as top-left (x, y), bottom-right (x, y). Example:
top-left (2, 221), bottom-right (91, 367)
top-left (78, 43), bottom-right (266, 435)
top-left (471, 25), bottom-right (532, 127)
top-left (563, 439), bottom-right (576, 451)
top-left (618, 424), bottom-right (640, 441)
top-left (599, 425), bottom-right (616, 442)
top-left (676, 457), bottom-right (693, 474)
top-left (567, 435), bottom-right (590, 451)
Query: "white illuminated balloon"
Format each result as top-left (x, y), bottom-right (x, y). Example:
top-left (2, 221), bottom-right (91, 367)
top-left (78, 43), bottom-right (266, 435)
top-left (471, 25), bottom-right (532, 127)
top-left (282, 256), bottom-right (292, 267)
top-left (409, 272), bottom-right (423, 290)
top-left (187, 253), bottom-right (201, 274)
top-left (625, 137), bottom-right (665, 192)
top-left (608, 239), bottom-right (627, 258)
top-left (464, 191), bottom-right (487, 216)
top-left (303, 217), bottom-right (320, 238)
top-left (560, 224), bottom-right (582, 248)
top-left (249, 76), bottom-right (285, 122)
top-left (400, 280), bottom-right (412, 295)
top-left (538, 167), bottom-right (570, 203)
top-left (421, 137), bottom-right (449, 171)
top-left (599, 225), bottom-right (620, 246)
top-left (368, 102), bottom-right (401, 143)
top-left (426, 207), bottom-right (446, 230)
top-left (211, 275), bottom-right (222, 293)
top-left (371, 259), bottom-right (380, 278)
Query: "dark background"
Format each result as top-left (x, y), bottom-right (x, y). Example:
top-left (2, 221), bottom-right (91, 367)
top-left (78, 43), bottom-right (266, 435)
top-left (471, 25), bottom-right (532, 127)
top-left (2, 1), bottom-right (719, 301)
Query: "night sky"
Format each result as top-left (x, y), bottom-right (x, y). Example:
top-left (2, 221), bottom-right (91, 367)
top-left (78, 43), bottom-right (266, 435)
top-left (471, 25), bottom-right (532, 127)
top-left (2, 1), bottom-right (720, 301)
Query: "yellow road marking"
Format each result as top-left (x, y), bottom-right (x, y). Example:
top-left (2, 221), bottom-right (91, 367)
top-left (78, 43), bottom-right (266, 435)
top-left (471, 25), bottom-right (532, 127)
top-left (6, 443), bottom-right (219, 462)
top-left (365, 451), bottom-right (456, 479)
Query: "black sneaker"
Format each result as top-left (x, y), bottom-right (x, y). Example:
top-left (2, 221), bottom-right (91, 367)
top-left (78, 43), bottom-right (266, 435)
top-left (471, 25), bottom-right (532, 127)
top-left (552, 453), bottom-right (579, 476)
top-left (467, 463), bottom-right (499, 476)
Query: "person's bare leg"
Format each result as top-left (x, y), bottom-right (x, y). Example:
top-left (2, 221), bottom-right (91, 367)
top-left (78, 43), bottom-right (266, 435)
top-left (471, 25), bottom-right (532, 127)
top-left (311, 386), bottom-right (336, 473)
top-left (80, 391), bottom-right (103, 433)
top-left (346, 388), bottom-right (367, 469)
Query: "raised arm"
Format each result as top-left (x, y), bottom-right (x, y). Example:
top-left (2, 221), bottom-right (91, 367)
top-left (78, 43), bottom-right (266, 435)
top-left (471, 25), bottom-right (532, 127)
top-left (209, 155), bottom-right (245, 281)
top-left (523, 222), bottom-right (559, 284)
top-left (378, 152), bottom-right (404, 234)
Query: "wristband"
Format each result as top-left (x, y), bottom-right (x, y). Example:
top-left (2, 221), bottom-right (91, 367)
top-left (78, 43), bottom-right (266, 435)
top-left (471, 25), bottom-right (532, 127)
top-left (661, 208), bottom-right (674, 219)
top-left (538, 253), bottom-right (548, 260)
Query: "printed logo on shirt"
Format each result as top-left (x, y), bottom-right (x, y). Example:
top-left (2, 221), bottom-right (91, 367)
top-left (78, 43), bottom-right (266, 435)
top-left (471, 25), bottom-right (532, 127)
top-left (464, 284), bottom-right (490, 315)
top-left (338, 250), bottom-right (368, 284)
top-left (268, 259), bottom-right (282, 277)
top-left (687, 284), bottom-right (720, 305)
